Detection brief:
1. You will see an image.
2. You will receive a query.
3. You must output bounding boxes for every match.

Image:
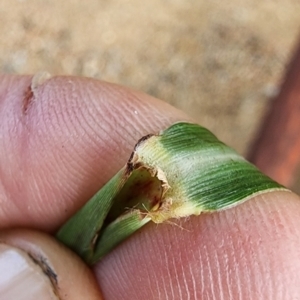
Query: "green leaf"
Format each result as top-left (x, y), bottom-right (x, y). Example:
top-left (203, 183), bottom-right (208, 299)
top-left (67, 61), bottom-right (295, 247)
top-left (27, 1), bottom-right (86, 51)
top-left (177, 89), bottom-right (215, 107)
top-left (56, 122), bottom-right (285, 264)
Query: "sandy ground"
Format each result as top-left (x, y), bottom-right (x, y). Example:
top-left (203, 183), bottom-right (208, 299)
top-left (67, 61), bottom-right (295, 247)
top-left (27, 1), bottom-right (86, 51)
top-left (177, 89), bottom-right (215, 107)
top-left (1, 0), bottom-right (300, 157)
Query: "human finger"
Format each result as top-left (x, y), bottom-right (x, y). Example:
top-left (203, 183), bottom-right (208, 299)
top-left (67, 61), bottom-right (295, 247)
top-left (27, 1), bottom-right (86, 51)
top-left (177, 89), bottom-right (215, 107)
top-left (0, 74), bottom-right (189, 230)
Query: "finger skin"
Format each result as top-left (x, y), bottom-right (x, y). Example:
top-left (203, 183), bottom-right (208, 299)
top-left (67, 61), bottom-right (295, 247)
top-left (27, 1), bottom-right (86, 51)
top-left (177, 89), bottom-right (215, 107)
top-left (95, 191), bottom-right (300, 299)
top-left (1, 75), bottom-right (300, 299)
top-left (0, 74), bottom-right (189, 230)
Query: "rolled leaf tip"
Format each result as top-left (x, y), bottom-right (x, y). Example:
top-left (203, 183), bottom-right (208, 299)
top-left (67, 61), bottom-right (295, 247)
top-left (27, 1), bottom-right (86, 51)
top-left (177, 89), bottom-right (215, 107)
top-left (56, 122), bottom-right (286, 264)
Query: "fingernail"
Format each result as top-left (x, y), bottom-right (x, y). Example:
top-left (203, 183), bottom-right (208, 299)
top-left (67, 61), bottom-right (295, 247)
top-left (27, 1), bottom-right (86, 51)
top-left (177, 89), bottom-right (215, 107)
top-left (0, 244), bottom-right (59, 300)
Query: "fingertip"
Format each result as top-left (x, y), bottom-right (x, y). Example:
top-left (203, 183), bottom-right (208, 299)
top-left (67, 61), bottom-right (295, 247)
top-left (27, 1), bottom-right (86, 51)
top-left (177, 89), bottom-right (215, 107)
top-left (0, 74), bottom-right (190, 230)
top-left (95, 191), bottom-right (300, 299)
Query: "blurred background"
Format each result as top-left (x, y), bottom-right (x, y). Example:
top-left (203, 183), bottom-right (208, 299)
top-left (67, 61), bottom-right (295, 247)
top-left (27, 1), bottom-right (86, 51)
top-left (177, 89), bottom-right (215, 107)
top-left (1, 0), bottom-right (299, 192)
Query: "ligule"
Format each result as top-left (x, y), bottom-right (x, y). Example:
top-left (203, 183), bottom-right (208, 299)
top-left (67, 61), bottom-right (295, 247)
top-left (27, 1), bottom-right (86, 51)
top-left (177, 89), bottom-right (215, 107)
top-left (56, 122), bottom-right (286, 264)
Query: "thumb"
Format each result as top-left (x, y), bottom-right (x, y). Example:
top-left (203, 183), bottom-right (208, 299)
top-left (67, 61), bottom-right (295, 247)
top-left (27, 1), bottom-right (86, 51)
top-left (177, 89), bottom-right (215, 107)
top-left (0, 229), bottom-right (103, 299)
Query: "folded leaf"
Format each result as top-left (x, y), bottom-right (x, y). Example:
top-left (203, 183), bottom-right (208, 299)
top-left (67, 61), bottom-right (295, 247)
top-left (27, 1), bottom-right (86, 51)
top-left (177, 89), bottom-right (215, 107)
top-left (56, 122), bottom-right (285, 264)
